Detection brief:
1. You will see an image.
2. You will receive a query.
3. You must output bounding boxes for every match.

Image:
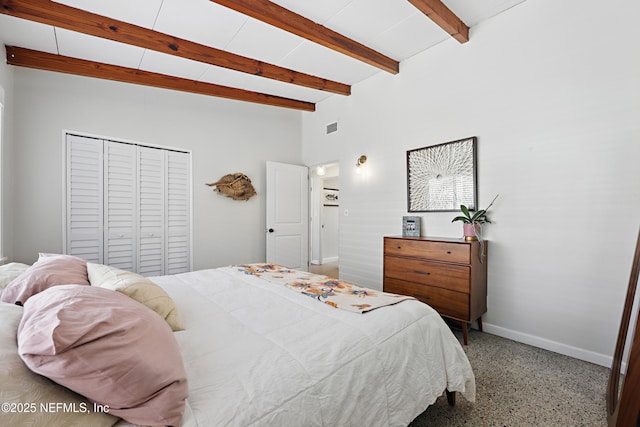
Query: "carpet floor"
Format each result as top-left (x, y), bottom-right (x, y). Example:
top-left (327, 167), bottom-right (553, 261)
top-left (409, 329), bottom-right (610, 427)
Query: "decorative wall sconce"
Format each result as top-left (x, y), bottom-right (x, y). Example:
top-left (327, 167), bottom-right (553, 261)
top-left (355, 155), bottom-right (367, 174)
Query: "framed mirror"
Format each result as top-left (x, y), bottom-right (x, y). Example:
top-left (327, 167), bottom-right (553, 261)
top-left (406, 137), bottom-right (477, 212)
top-left (607, 229), bottom-right (640, 426)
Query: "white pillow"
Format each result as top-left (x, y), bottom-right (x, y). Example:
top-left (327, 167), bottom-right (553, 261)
top-left (0, 263), bottom-right (30, 295)
top-left (87, 263), bottom-right (184, 331)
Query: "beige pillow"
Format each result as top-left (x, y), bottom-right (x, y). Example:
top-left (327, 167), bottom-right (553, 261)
top-left (0, 302), bottom-right (118, 427)
top-left (87, 263), bottom-right (184, 331)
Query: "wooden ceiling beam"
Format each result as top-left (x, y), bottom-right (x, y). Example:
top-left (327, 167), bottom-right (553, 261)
top-left (210, 0), bottom-right (399, 74)
top-left (0, 0), bottom-right (350, 95)
top-left (5, 46), bottom-right (316, 111)
top-left (407, 0), bottom-right (469, 43)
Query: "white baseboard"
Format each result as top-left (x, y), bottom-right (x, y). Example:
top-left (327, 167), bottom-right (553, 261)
top-left (322, 256), bottom-right (338, 263)
top-left (482, 323), bottom-right (613, 368)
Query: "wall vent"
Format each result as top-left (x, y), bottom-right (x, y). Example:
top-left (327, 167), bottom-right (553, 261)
top-left (326, 122), bottom-right (338, 134)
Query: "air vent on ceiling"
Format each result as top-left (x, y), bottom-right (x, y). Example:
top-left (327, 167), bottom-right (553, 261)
top-left (326, 122), bottom-right (338, 134)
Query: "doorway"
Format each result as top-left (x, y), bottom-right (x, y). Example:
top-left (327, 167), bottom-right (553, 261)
top-left (309, 163), bottom-right (339, 278)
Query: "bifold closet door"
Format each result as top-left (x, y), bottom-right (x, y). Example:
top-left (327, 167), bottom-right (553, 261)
top-left (104, 141), bottom-right (137, 271)
top-left (165, 151), bottom-right (190, 275)
top-left (138, 146), bottom-right (165, 276)
top-left (66, 134), bottom-right (191, 275)
top-left (65, 135), bottom-right (104, 263)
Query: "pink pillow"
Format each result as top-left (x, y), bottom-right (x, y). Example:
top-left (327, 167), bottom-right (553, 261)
top-left (18, 285), bottom-right (188, 426)
top-left (0, 254), bottom-right (89, 305)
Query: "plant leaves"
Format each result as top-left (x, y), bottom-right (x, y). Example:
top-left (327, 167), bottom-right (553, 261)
top-left (471, 209), bottom-right (486, 221)
top-left (460, 205), bottom-right (471, 218)
top-left (454, 196), bottom-right (498, 225)
top-left (451, 216), bottom-right (471, 223)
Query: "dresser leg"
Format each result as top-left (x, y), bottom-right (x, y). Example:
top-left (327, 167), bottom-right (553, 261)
top-left (477, 316), bottom-right (483, 332)
top-left (461, 322), bottom-right (468, 345)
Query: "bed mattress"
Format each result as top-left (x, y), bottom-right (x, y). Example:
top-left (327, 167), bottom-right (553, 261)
top-left (136, 266), bottom-right (476, 426)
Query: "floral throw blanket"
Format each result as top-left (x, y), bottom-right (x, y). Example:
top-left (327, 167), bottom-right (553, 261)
top-left (234, 264), bottom-right (415, 313)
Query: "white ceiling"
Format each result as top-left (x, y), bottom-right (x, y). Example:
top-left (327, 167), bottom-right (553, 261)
top-left (0, 0), bottom-right (527, 107)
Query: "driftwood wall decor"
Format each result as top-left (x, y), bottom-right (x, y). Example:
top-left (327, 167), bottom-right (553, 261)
top-left (206, 173), bottom-right (257, 201)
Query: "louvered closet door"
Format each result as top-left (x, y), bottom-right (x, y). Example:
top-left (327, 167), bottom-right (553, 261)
top-left (165, 151), bottom-right (190, 274)
top-left (66, 134), bottom-right (191, 275)
top-left (138, 146), bottom-right (165, 276)
top-left (104, 141), bottom-right (137, 271)
top-left (65, 135), bottom-right (104, 262)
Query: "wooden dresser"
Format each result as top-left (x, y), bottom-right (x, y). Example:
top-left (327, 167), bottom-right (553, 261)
top-left (383, 236), bottom-right (487, 344)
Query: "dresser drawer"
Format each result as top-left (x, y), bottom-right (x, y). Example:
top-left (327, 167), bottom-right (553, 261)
top-left (384, 278), bottom-right (469, 320)
top-left (384, 256), bottom-right (470, 293)
top-left (384, 238), bottom-right (470, 264)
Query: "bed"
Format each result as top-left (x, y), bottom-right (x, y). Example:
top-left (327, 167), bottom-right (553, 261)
top-left (0, 257), bottom-right (475, 427)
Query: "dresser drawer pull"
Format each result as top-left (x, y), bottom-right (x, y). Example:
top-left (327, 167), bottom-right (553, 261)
top-left (413, 293), bottom-right (430, 300)
top-left (413, 270), bottom-right (430, 275)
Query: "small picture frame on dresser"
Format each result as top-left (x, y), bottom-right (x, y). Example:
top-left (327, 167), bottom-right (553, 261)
top-left (402, 216), bottom-right (421, 237)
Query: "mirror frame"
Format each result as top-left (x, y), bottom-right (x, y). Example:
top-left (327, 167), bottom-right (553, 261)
top-left (607, 229), bottom-right (640, 426)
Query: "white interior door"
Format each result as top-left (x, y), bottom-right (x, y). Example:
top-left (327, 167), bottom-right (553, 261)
top-left (321, 203), bottom-right (339, 263)
top-left (138, 146), bottom-right (165, 276)
top-left (266, 161), bottom-right (309, 269)
top-left (104, 141), bottom-right (137, 271)
top-left (65, 135), bottom-right (104, 263)
top-left (165, 150), bottom-right (191, 275)
top-left (65, 133), bottom-right (191, 274)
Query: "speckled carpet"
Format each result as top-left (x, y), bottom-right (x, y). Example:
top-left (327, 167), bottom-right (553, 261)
top-left (409, 329), bottom-right (609, 427)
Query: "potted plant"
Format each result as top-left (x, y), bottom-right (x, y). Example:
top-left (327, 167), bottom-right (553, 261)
top-left (452, 194), bottom-right (499, 242)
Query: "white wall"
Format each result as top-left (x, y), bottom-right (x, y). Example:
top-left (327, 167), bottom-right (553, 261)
top-left (9, 68), bottom-right (302, 270)
top-left (301, 0), bottom-right (640, 366)
top-left (0, 44), bottom-right (15, 261)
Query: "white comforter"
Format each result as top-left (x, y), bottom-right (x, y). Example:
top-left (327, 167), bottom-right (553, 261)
top-left (147, 266), bottom-right (475, 427)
